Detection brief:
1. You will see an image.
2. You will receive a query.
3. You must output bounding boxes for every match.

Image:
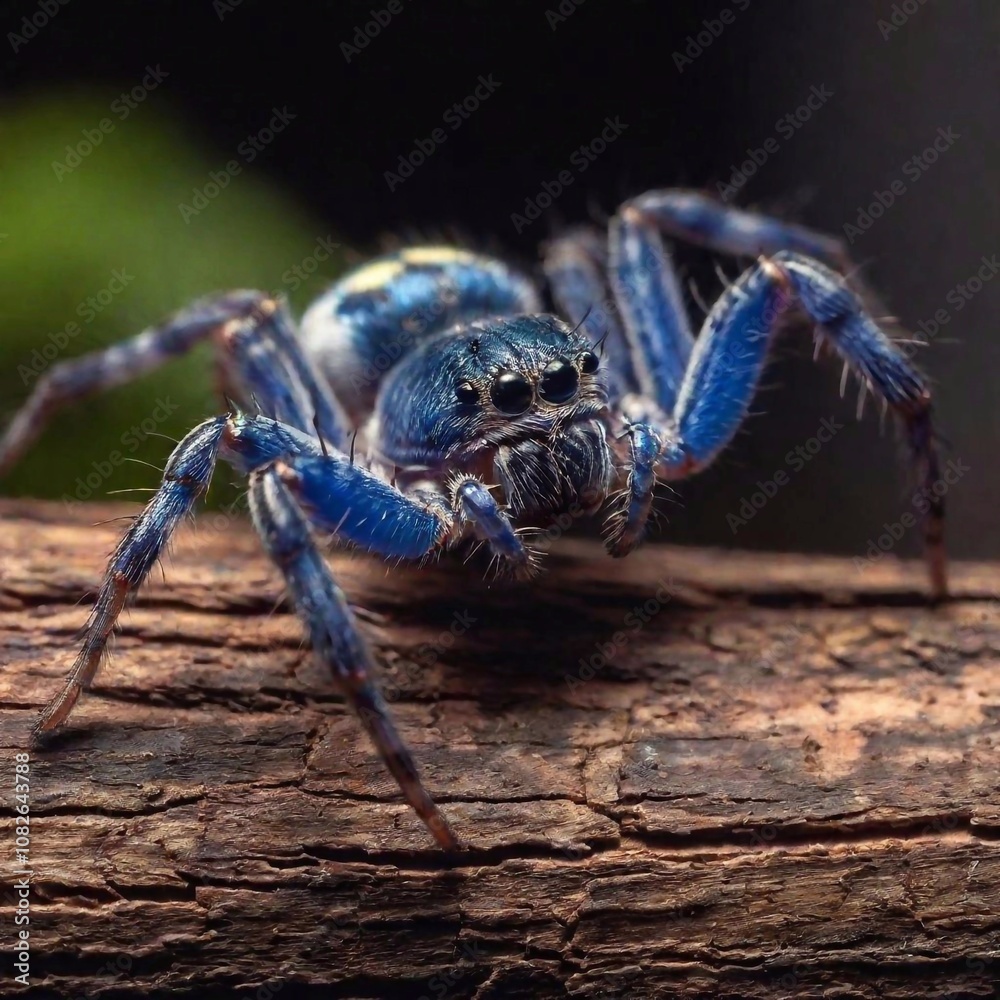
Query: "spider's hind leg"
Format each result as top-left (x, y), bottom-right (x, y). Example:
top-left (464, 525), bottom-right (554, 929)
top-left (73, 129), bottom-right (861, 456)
top-left (614, 187), bottom-right (899, 338)
top-left (0, 290), bottom-right (351, 475)
top-left (620, 188), bottom-right (849, 266)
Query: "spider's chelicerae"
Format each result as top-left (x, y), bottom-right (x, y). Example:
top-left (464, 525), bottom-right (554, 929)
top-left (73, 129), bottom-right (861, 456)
top-left (3, 189), bottom-right (947, 849)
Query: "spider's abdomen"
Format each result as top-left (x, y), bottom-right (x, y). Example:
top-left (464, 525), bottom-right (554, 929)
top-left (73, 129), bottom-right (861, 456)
top-left (300, 246), bottom-right (540, 422)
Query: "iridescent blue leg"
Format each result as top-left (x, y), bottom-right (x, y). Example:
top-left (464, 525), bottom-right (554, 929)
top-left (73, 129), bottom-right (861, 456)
top-left (220, 298), bottom-right (351, 449)
top-left (0, 291), bottom-right (350, 474)
top-left (32, 414), bottom-right (232, 736)
top-left (607, 205), bottom-right (695, 411)
top-left (614, 188), bottom-right (896, 337)
top-left (543, 227), bottom-right (638, 399)
top-left (33, 413), bottom-right (531, 737)
top-left (598, 192), bottom-right (708, 556)
top-left (612, 252), bottom-right (946, 598)
top-left (269, 455), bottom-right (532, 575)
top-left (248, 466), bottom-right (458, 848)
top-left (624, 188), bottom-right (848, 265)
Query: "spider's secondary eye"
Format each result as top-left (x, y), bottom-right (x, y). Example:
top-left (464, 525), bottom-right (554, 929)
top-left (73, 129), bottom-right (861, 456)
top-left (455, 381), bottom-right (479, 405)
top-left (490, 370), bottom-right (533, 415)
top-left (539, 357), bottom-right (579, 404)
top-left (580, 350), bottom-right (599, 375)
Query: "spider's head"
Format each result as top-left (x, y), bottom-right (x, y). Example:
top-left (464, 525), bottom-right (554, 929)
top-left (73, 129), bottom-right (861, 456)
top-left (374, 314), bottom-right (614, 519)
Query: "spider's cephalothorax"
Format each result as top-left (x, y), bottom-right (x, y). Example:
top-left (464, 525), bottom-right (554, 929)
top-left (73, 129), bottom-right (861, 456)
top-left (373, 314), bottom-right (615, 522)
top-left (1, 190), bottom-right (947, 850)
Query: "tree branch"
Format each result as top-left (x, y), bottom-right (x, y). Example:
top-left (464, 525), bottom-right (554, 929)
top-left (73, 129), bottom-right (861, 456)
top-left (1, 499), bottom-right (998, 998)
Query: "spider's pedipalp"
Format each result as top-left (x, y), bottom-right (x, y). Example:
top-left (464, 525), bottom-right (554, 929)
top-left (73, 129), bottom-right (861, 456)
top-left (450, 476), bottom-right (534, 576)
top-left (604, 419), bottom-right (663, 558)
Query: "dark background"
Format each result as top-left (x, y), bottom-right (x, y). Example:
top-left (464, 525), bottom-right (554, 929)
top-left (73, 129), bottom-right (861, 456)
top-left (2, 0), bottom-right (997, 563)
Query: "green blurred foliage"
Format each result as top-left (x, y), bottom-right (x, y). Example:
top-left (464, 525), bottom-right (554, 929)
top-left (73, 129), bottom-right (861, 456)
top-left (0, 92), bottom-right (347, 509)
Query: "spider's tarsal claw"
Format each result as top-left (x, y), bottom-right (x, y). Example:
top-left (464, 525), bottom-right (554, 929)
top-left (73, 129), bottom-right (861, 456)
top-left (427, 812), bottom-right (462, 851)
top-left (450, 476), bottom-right (534, 575)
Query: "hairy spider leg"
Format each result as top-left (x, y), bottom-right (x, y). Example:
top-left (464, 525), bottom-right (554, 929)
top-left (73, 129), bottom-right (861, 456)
top-left (266, 457), bottom-right (532, 577)
top-left (30, 413), bottom-right (320, 737)
top-left (32, 413), bottom-right (528, 841)
top-left (0, 291), bottom-right (351, 475)
top-left (248, 466), bottom-right (458, 849)
top-left (607, 205), bottom-right (697, 412)
top-left (543, 227), bottom-right (639, 399)
top-left (622, 189), bottom-right (849, 265)
top-left (615, 187), bottom-right (901, 343)
top-left (610, 251), bottom-right (946, 598)
top-left (218, 300), bottom-right (350, 448)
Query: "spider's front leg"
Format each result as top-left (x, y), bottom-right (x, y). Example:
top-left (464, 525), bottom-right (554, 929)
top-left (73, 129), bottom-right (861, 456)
top-left (248, 466), bottom-right (458, 848)
top-left (605, 247), bottom-right (947, 599)
top-left (32, 411), bottom-right (526, 846)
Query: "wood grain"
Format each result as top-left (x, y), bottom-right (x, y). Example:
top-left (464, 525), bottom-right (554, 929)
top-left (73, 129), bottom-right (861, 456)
top-left (1, 499), bottom-right (998, 998)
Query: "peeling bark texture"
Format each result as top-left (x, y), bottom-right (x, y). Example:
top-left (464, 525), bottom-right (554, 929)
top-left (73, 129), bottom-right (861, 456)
top-left (1, 499), bottom-right (999, 999)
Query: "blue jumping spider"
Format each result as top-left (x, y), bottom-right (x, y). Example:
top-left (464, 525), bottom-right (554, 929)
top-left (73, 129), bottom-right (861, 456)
top-left (1, 189), bottom-right (945, 848)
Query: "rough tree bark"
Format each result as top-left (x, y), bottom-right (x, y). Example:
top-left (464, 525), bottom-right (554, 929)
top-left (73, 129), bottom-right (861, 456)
top-left (0, 498), bottom-right (998, 998)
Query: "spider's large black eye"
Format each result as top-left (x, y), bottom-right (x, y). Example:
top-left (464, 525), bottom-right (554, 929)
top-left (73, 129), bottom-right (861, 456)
top-left (539, 357), bottom-right (579, 404)
top-left (490, 370), bottom-right (533, 415)
top-left (580, 350), bottom-right (599, 375)
top-left (455, 381), bottom-right (479, 405)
